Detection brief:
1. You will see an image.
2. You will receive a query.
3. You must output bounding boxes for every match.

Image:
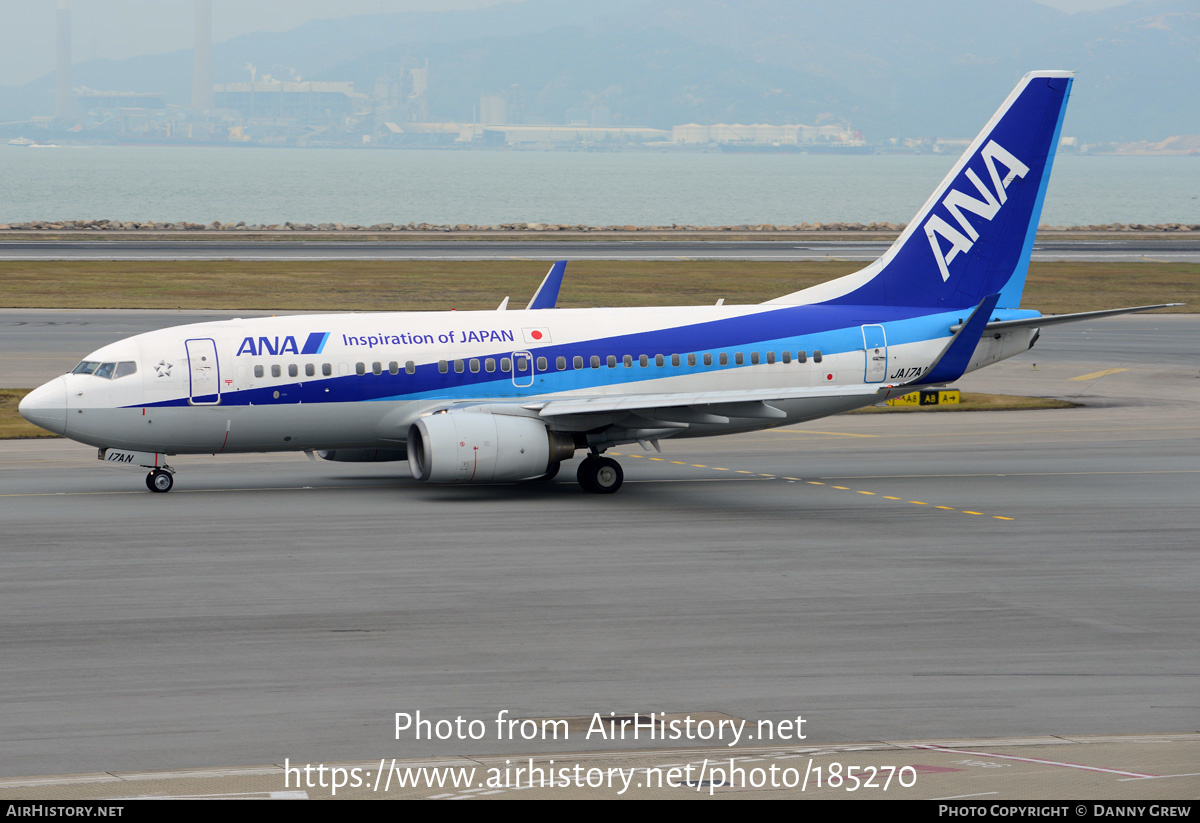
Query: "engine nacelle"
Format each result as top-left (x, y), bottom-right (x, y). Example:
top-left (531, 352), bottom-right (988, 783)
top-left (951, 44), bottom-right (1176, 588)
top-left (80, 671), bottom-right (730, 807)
top-left (316, 448), bottom-right (407, 463)
top-left (407, 412), bottom-right (575, 483)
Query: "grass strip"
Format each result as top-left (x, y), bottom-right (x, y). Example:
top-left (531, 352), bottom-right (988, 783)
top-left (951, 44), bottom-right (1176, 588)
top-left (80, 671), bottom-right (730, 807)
top-left (0, 260), bottom-right (1194, 314)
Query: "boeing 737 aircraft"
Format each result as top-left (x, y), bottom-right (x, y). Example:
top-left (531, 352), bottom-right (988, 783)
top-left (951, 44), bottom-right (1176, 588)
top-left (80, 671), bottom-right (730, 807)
top-left (18, 71), bottom-right (1177, 494)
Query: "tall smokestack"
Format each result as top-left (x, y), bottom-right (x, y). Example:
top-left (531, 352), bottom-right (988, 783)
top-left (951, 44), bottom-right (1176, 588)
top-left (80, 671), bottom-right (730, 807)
top-left (192, 0), bottom-right (214, 112)
top-left (55, 0), bottom-right (72, 123)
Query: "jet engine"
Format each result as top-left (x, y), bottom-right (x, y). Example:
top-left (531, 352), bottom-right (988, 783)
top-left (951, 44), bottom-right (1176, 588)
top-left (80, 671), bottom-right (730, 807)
top-left (407, 412), bottom-right (575, 483)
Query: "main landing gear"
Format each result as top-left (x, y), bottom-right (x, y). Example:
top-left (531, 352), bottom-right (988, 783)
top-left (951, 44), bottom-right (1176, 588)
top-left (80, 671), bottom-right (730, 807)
top-left (145, 468), bottom-right (175, 493)
top-left (577, 453), bottom-right (623, 494)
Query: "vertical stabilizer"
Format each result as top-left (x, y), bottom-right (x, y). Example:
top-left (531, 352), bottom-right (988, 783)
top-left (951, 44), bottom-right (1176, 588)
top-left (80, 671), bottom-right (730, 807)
top-left (769, 71), bottom-right (1073, 310)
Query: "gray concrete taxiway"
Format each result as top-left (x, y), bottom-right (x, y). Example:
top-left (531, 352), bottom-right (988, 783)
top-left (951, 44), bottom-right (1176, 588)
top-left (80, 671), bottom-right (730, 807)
top-left (0, 312), bottom-right (1197, 798)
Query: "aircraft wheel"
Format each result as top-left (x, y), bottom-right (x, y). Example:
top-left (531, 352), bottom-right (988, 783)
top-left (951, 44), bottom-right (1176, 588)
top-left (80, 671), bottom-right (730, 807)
top-left (577, 457), bottom-right (598, 492)
top-left (147, 469), bottom-right (174, 493)
top-left (578, 456), bottom-right (622, 494)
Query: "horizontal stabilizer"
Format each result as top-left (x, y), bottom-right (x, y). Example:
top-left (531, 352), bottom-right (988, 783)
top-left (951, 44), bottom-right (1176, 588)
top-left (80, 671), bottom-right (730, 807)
top-left (952, 303), bottom-right (1184, 333)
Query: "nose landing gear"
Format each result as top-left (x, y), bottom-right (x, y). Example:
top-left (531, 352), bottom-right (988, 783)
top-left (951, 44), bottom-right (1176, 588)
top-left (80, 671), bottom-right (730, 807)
top-left (145, 468), bottom-right (175, 493)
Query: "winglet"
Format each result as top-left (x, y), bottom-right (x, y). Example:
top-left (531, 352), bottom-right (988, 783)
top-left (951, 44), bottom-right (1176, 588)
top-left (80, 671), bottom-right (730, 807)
top-left (526, 260), bottom-right (566, 310)
top-left (913, 293), bottom-right (1001, 386)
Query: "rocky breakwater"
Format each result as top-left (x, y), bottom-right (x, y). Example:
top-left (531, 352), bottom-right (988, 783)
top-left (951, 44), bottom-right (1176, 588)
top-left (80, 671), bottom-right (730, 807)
top-left (0, 219), bottom-right (1196, 233)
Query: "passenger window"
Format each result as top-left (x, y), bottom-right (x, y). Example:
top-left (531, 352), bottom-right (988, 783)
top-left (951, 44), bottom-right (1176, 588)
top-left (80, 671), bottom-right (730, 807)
top-left (389, 361), bottom-right (399, 375)
top-left (516, 356), bottom-right (528, 371)
top-left (254, 365), bottom-right (264, 378)
top-left (751, 352), bottom-right (760, 365)
top-left (687, 354), bottom-right (696, 367)
top-left (355, 362), bottom-right (366, 375)
top-left (718, 353), bottom-right (728, 366)
top-left (734, 352), bottom-right (744, 365)
top-left (607, 355), bottom-right (617, 368)
top-left (501, 358), bottom-right (512, 372)
top-left (406, 361), bottom-right (416, 374)
top-left (438, 360), bottom-right (448, 373)
top-left (622, 355), bottom-right (632, 367)
top-left (556, 357), bottom-right (566, 370)
top-left (703, 354), bottom-right (712, 366)
top-left (289, 364), bottom-right (299, 377)
top-left (590, 355), bottom-right (600, 369)
top-left (813, 350), bottom-right (823, 363)
top-left (306, 363), bottom-right (315, 377)
top-left (470, 359), bottom-right (480, 373)
top-left (323, 363), bottom-right (332, 376)
top-left (673, 354), bottom-right (682, 367)
top-left (655, 354), bottom-right (665, 367)
top-left (372, 362), bottom-right (382, 375)
top-left (537, 357), bottom-right (547, 371)
top-left (272, 364), bottom-right (282, 378)
top-left (454, 360), bottom-right (465, 373)
top-left (797, 351), bottom-right (808, 363)
top-left (574, 356), bottom-right (584, 369)
top-left (766, 351), bottom-right (776, 365)
top-left (781, 351), bottom-right (791, 364)
top-left (114, 361), bottom-right (137, 379)
top-left (639, 355), bottom-right (648, 367)
top-left (485, 358), bottom-right (495, 373)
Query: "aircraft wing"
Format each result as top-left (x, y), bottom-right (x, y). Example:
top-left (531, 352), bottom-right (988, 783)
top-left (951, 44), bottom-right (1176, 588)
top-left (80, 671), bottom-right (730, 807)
top-left (909, 293), bottom-right (999, 387)
top-left (526, 260), bottom-right (567, 310)
top-left (529, 384), bottom-right (894, 419)
top-left (509, 384), bottom-right (905, 449)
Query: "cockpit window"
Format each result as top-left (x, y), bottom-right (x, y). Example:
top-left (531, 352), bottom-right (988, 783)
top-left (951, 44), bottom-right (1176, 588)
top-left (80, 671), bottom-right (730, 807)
top-left (77, 361), bottom-right (137, 380)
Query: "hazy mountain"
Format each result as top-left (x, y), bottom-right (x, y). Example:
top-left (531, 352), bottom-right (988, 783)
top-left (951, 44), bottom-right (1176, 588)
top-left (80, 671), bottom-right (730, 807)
top-left (2, 0), bottom-right (1195, 141)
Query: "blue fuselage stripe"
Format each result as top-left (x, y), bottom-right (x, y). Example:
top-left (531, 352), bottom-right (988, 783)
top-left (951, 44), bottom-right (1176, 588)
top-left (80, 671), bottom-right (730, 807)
top-left (131, 303), bottom-right (1037, 409)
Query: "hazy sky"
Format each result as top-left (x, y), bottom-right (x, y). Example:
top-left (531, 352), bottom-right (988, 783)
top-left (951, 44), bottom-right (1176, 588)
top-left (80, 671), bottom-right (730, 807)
top-left (0, 0), bottom-right (1133, 88)
top-left (0, 0), bottom-right (510, 86)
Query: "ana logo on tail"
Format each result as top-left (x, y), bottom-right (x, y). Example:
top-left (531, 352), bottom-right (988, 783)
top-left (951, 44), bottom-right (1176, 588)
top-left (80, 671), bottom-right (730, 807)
top-left (924, 140), bottom-right (1030, 282)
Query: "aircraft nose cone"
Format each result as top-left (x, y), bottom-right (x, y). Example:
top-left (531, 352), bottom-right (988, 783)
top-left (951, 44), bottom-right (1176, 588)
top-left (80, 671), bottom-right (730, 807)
top-left (19, 377), bottom-right (68, 436)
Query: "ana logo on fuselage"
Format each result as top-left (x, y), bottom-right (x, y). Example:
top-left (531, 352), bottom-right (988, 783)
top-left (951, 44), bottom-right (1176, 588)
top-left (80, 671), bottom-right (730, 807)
top-left (237, 336), bottom-right (299, 357)
top-left (924, 139), bottom-right (1030, 282)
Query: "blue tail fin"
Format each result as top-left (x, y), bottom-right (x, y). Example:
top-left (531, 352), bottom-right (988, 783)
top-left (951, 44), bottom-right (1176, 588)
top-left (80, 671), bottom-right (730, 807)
top-left (770, 71), bottom-right (1073, 310)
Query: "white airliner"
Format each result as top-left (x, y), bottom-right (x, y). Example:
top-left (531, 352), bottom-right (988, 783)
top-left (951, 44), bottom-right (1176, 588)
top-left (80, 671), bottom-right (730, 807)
top-left (19, 71), bottom-right (1177, 494)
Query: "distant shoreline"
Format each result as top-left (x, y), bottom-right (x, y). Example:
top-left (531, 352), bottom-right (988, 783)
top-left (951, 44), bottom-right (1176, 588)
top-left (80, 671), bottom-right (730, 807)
top-left (0, 221), bottom-right (1196, 242)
